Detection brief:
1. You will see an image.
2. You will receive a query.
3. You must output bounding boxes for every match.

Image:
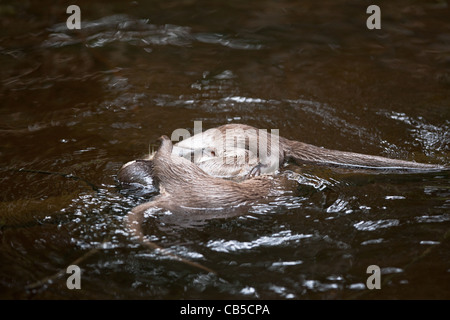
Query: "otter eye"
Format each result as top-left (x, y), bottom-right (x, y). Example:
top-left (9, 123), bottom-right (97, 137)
top-left (203, 147), bottom-right (216, 157)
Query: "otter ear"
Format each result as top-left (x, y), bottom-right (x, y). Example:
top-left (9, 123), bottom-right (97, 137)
top-left (158, 135), bottom-right (170, 142)
top-left (156, 135), bottom-right (173, 152)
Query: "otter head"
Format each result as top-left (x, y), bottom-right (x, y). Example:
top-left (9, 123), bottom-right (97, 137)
top-left (117, 159), bottom-right (158, 193)
top-left (117, 136), bottom-right (174, 193)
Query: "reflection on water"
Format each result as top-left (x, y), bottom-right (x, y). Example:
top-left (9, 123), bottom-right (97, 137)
top-left (45, 14), bottom-right (264, 51)
top-left (353, 219), bottom-right (400, 232)
top-left (383, 110), bottom-right (449, 157)
top-left (0, 0), bottom-right (449, 299)
top-left (207, 230), bottom-right (313, 253)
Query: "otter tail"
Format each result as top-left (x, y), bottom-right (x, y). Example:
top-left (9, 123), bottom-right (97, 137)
top-left (283, 139), bottom-right (446, 171)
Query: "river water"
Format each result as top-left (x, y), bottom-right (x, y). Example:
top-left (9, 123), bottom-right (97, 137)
top-left (0, 0), bottom-right (449, 299)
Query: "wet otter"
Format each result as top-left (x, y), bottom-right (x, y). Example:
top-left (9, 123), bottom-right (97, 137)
top-left (125, 135), bottom-right (283, 271)
top-left (177, 123), bottom-right (446, 171)
top-left (123, 126), bottom-right (447, 272)
top-left (119, 123), bottom-right (446, 190)
top-left (137, 136), bottom-right (278, 208)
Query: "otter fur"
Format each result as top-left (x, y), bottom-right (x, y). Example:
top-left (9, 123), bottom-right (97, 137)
top-left (119, 124), bottom-right (446, 190)
top-left (125, 136), bottom-right (282, 260)
top-left (175, 123), bottom-right (445, 173)
top-left (123, 126), bottom-right (447, 272)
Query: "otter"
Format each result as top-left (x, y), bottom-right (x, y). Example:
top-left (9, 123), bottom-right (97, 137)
top-left (123, 126), bottom-right (447, 272)
top-left (117, 159), bottom-right (155, 188)
top-left (125, 136), bottom-right (283, 272)
top-left (118, 123), bottom-right (446, 190)
top-left (130, 135), bottom-right (277, 211)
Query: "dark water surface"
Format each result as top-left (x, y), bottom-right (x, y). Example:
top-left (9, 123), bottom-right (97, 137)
top-left (1, 0), bottom-right (449, 299)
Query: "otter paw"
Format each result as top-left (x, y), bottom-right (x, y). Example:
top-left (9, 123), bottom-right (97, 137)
top-left (246, 163), bottom-right (266, 178)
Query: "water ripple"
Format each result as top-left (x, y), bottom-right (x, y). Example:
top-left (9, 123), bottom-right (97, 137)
top-left (207, 230), bottom-right (312, 253)
top-left (353, 219), bottom-right (400, 231)
top-left (415, 214), bottom-right (450, 223)
top-left (382, 110), bottom-right (449, 155)
top-left (43, 14), bottom-right (263, 51)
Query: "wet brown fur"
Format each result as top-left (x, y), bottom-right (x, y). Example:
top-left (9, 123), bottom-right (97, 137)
top-left (119, 124), bottom-right (445, 189)
top-left (125, 136), bottom-right (277, 272)
top-left (124, 125), bottom-right (446, 272)
top-left (208, 124), bottom-right (445, 171)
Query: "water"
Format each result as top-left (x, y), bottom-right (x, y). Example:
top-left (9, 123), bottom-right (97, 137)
top-left (0, 0), bottom-right (449, 299)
